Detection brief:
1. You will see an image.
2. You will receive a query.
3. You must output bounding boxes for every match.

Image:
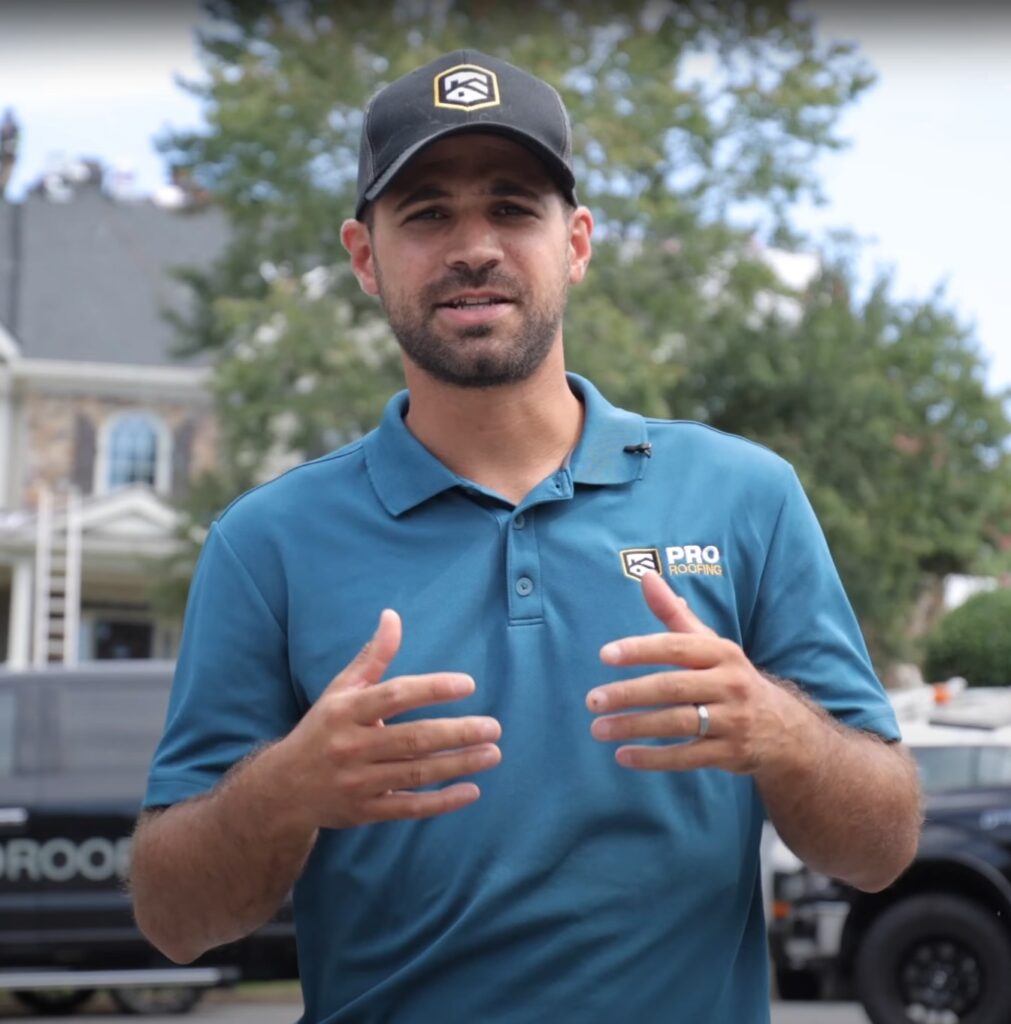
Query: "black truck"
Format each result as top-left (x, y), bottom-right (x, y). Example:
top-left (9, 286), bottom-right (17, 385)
top-left (770, 766), bottom-right (1011, 1024)
top-left (0, 661), bottom-right (297, 1015)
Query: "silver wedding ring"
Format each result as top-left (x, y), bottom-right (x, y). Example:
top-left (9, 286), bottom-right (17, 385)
top-left (695, 703), bottom-right (710, 739)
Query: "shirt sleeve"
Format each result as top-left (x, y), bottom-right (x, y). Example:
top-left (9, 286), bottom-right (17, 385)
top-left (744, 468), bottom-right (901, 741)
top-left (144, 521), bottom-right (302, 807)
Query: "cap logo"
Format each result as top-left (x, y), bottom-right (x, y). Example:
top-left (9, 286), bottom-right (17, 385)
top-left (434, 64), bottom-right (501, 111)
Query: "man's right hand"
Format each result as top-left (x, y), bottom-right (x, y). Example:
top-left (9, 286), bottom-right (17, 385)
top-left (274, 609), bottom-right (501, 829)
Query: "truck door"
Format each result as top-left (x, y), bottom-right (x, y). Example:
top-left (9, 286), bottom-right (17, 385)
top-left (0, 678), bottom-right (45, 964)
top-left (33, 675), bottom-right (171, 962)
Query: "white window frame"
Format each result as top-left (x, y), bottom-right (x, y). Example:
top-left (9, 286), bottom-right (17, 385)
top-left (93, 410), bottom-right (172, 496)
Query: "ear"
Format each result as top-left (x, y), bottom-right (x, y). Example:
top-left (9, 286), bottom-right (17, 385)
top-left (340, 218), bottom-right (380, 297)
top-left (567, 205), bottom-right (593, 285)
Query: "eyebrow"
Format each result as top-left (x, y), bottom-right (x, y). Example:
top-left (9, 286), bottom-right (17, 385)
top-left (393, 179), bottom-right (544, 213)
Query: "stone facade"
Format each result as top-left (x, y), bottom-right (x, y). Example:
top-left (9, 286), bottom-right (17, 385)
top-left (18, 392), bottom-right (217, 508)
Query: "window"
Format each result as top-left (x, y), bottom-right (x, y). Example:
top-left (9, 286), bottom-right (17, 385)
top-left (0, 690), bottom-right (15, 778)
top-left (96, 412), bottom-right (171, 493)
top-left (912, 743), bottom-right (1011, 792)
top-left (55, 683), bottom-right (170, 774)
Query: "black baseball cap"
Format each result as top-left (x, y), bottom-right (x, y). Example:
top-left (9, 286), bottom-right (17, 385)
top-left (355, 49), bottom-right (577, 219)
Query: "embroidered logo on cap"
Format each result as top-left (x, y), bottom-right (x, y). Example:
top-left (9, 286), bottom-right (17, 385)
top-left (619, 548), bottom-right (663, 580)
top-left (434, 64), bottom-right (501, 111)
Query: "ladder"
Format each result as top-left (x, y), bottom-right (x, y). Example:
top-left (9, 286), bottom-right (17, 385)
top-left (32, 485), bottom-right (82, 667)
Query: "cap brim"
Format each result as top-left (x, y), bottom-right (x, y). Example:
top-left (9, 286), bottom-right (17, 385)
top-left (359, 123), bottom-right (576, 217)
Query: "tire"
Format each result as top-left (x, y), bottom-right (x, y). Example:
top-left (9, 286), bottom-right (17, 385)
top-left (109, 986), bottom-right (205, 1015)
top-left (854, 894), bottom-right (1011, 1024)
top-left (12, 988), bottom-right (96, 1015)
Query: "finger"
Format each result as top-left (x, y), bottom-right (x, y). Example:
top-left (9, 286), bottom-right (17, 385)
top-left (586, 669), bottom-right (724, 713)
top-left (365, 782), bottom-right (482, 821)
top-left (358, 743), bottom-right (501, 795)
top-left (600, 632), bottom-right (729, 670)
top-left (370, 716), bottom-right (501, 760)
top-left (352, 672), bottom-right (476, 725)
top-left (591, 704), bottom-right (711, 743)
top-left (614, 738), bottom-right (737, 772)
top-left (640, 571), bottom-right (717, 637)
top-left (327, 609), bottom-right (402, 694)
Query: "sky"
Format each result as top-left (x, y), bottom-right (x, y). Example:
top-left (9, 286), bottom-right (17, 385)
top-left (0, 0), bottom-right (1008, 394)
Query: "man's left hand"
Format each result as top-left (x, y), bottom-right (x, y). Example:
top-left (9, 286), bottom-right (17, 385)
top-left (587, 570), bottom-right (812, 774)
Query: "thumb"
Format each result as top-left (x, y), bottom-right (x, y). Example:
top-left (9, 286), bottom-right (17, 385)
top-left (640, 571), bottom-right (716, 636)
top-left (327, 608), bottom-right (402, 693)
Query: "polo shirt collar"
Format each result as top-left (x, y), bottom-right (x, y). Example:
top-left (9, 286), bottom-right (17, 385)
top-left (363, 373), bottom-right (649, 517)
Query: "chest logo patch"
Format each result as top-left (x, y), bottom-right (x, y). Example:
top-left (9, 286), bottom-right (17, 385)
top-left (620, 544), bottom-right (725, 580)
top-left (619, 548), bottom-right (663, 580)
top-left (434, 65), bottom-right (501, 111)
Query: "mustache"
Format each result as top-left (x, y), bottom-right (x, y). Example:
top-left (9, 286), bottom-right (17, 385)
top-left (423, 267), bottom-right (524, 306)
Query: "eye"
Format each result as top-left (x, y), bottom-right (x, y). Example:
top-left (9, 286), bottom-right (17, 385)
top-left (495, 203), bottom-right (534, 217)
top-left (404, 207), bottom-right (447, 223)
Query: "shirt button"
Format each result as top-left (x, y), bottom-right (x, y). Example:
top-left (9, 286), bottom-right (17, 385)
top-left (515, 576), bottom-right (534, 596)
top-left (513, 513), bottom-right (526, 530)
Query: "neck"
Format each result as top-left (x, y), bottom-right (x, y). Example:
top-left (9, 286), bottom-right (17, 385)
top-left (403, 352), bottom-right (583, 505)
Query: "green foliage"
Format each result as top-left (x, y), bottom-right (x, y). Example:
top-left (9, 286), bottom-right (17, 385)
top-left (662, 264), bottom-right (1011, 660)
top-left (152, 0), bottom-right (1011, 671)
top-left (161, 0), bottom-right (872, 478)
top-left (923, 589), bottom-right (1011, 686)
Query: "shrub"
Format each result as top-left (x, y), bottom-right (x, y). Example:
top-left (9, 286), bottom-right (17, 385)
top-left (923, 588), bottom-right (1011, 686)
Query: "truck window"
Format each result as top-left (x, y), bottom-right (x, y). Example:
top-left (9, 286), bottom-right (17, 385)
top-left (0, 690), bottom-right (15, 777)
top-left (978, 746), bottom-right (1011, 786)
top-left (54, 684), bottom-right (170, 773)
top-left (913, 745), bottom-right (978, 792)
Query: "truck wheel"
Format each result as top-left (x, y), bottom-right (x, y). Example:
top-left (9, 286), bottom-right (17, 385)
top-left (855, 894), bottom-right (1011, 1024)
top-left (12, 988), bottom-right (96, 1014)
top-left (109, 986), bottom-right (205, 1015)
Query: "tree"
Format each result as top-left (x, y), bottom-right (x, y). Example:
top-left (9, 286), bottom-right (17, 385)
top-left (162, 0), bottom-right (872, 476)
top-left (664, 261), bottom-right (1011, 660)
top-left (924, 589), bottom-right (1011, 686)
top-left (156, 0), bottom-right (1010, 667)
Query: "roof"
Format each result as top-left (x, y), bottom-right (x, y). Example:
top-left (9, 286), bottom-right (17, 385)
top-left (0, 188), bottom-right (227, 366)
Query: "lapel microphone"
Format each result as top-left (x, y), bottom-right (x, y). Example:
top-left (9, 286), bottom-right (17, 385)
top-left (623, 442), bottom-right (653, 457)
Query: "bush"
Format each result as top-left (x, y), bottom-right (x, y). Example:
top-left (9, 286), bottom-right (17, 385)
top-left (923, 588), bottom-right (1011, 686)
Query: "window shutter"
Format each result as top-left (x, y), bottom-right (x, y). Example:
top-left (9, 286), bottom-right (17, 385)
top-left (171, 418), bottom-right (196, 497)
top-left (71, 413), bottom-right (96, 493)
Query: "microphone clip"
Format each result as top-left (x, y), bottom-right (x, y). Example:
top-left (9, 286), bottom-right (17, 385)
top-left (623, 442), bottom-right (653, 458)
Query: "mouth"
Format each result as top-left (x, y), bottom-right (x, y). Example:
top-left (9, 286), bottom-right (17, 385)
top-left (434, 292), bottom-right (516, 326)
top-left (435, 292), bottom-right (514, 310)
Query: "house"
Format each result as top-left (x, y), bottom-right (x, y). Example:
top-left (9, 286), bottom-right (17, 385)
top-left (0, 162), bottom-right (228, 666)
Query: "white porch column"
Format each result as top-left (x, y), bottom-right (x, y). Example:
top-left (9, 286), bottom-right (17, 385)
top-left (7, 557), bottom-right (32, 669)
top-left (0, 366), bottom-right (11, 509)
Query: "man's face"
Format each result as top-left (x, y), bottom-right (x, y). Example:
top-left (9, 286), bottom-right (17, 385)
top-left (346, 134), bottom-right (592, 388)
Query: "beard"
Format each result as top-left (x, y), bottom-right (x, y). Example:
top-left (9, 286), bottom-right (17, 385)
top-left (375, 262), bottom-right (569, 389)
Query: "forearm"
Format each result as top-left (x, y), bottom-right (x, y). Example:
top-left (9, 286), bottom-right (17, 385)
top-left (756, 686), bottom-right (922, 892)
top-left (131, 741), bottom-right (318, 963)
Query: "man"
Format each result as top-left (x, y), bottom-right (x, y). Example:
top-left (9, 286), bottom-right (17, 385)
top-left (132, 51), bottom-right (921, 1023)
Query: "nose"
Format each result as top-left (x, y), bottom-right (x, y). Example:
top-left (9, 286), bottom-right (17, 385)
top-left (443, 213), bottom-right (503, 274)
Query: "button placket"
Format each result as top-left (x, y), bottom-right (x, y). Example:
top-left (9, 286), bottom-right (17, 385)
top-left (506, 508), bottom-right (543, 623)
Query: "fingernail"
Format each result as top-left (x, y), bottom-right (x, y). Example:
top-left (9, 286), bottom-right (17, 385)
top-left (477, 720), bottom-right (500, 741)
top-left (450, 675), bottom-right (475, 695)
top-left (587, 689), bottom-right (607, 711)
top-left (600, 642), bottom-right (622, 663)
top-left (593, 718), bottom-right (613, 739)
top-left (616, 748), bottom-right (636, 767)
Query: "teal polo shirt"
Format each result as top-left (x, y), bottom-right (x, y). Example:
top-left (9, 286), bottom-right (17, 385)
top-left (146, 374), bottom-right (898, 1024)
